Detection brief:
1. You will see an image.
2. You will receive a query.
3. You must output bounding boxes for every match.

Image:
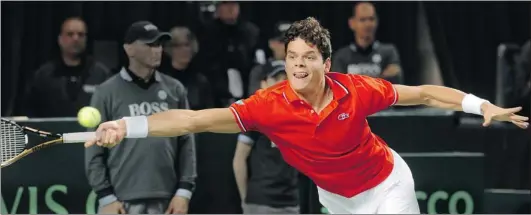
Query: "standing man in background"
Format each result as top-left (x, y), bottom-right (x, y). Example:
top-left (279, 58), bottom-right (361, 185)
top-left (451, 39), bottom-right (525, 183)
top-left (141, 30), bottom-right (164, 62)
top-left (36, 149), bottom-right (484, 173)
top-left (21, 17), bottom-right (111, 117)
top-left (161, 26), bottom-right (214, 110)
top-left (332, 2), bottom-right (403, 84)
top-left (233, 64), bottom-right (300, 214)
top-left (85, 21), bottom-right (197, 214)
top-left (247, 22), bottom-right (291, 96)
top-left (197, 1), bottom-right (260, 106)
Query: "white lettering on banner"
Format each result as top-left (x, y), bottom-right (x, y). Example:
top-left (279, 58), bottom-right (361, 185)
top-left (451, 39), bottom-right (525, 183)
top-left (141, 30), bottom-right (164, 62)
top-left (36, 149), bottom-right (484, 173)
top-left (128, 102), bottom-right (169, 116)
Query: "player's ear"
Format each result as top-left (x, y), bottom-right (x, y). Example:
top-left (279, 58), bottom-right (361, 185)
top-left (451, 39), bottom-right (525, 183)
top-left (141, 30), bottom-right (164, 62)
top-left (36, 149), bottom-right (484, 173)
top-left (260, 80), bottom-right (267, 89)
top-left (348, 17), bottom-right (356, 31)
top-left (324, 58), bottom-right (331, 73)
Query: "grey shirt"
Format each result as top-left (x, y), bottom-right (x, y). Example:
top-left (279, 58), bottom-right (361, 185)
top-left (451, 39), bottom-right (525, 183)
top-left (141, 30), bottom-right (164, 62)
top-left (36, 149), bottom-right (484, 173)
top-left (332, 41), bottom-right (403, 84)
top-left (85, 68), bottom-right (197, 206)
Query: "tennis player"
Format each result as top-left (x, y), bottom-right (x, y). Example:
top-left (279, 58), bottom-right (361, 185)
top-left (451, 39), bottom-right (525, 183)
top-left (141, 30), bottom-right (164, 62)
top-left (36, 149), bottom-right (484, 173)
top-left (86, 17), bottom-right (529, 214)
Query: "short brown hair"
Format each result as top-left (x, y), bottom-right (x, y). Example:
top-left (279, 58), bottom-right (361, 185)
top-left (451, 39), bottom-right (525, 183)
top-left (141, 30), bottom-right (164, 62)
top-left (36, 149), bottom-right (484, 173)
top-left (283, 17), bottom-right (332, 61)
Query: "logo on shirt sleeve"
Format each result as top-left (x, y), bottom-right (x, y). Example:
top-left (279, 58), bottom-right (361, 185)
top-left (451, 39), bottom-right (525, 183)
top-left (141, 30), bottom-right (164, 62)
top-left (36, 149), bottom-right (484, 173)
top-left (235, 99), bottom-right (244, 105)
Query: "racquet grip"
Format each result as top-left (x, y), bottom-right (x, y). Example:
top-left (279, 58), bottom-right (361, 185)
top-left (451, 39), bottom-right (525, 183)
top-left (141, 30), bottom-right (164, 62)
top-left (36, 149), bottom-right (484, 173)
top-left (62, 132), bottom-right (97, 143)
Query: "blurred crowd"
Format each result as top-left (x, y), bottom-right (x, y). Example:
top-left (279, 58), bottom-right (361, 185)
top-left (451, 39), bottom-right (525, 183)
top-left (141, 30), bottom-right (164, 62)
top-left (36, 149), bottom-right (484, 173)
top-left (13, 1), bottom-right (530, 119)
top-left (17, 2), bottom-right (412, 118)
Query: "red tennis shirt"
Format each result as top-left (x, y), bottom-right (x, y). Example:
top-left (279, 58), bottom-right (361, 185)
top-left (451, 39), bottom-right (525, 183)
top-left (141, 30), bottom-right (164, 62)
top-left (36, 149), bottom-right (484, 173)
top-left (229, 72), bottom-right (399, 198)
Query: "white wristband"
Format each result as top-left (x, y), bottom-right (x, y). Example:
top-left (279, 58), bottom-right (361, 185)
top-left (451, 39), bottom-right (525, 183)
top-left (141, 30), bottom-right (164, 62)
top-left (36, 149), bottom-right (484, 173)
top-left (123, 116), bottom-right (149, 138)
top-left (462, 94), bottom-right (489, 115)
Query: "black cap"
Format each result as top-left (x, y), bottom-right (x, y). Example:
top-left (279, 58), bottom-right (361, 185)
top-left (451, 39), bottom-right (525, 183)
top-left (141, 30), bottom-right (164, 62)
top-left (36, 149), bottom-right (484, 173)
top-left (124, 21), bottom-right (171, 44)
top-left (271, 21), bottom-right (291, 41)
top-left (262, 61), bottom-right (286, 80)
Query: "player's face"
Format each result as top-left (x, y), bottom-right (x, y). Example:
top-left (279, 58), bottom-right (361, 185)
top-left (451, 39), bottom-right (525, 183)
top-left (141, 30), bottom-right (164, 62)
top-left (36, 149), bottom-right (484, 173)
top-left (350, 4), bottom-right (378, 38)
top-left (58, 19), bottom-right (87, 55)
top-left (285, 37), bottom-right (330, 94)
top-left (134, 41), bottom-right (163, 68)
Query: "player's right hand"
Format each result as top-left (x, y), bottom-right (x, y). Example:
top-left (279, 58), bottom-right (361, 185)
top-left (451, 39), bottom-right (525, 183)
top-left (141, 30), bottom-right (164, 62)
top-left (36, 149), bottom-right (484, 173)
top-left (84, 119), bottom-right (126, 148)
top-left (481, 103), bottom-right (529, 129)
top-left (99, 201), bottom-right (126, 214)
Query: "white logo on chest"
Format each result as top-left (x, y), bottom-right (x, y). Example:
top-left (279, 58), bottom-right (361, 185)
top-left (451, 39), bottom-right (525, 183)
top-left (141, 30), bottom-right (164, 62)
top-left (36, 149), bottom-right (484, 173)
top-left (158, 90), bottom-right (167, 100)
top-left (338, 113), bottom-right (350, 121)
top-left (372, 54), bottom-right (382, 63)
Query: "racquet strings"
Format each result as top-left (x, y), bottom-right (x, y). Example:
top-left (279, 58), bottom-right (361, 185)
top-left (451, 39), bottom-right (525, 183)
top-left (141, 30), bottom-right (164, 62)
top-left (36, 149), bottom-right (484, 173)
top-left (1, 120), bottom-right (27, 163)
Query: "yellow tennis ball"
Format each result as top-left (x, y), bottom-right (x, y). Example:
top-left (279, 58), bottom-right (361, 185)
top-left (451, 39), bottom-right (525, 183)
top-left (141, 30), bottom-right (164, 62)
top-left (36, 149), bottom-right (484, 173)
top-left (77, 107), bottom-right (101, 128)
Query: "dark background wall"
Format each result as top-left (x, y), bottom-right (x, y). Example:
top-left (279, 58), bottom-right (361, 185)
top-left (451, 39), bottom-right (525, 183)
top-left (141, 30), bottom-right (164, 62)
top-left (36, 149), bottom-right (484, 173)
top-left (2, 1), bottom-right (529, 116)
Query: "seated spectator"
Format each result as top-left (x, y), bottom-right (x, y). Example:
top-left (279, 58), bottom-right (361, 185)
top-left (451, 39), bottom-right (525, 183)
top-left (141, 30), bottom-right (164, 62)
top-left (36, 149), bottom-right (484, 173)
top-left (161, 26), bottom-right (214, 110)
top-left (332, 2), bottom-right (403, 84)
top-left (21, 17), bottom-right (110, 117)
top-left (247, 21), bottom-right (290, 96)
top-left (197, 1), bottom-right (260, 106)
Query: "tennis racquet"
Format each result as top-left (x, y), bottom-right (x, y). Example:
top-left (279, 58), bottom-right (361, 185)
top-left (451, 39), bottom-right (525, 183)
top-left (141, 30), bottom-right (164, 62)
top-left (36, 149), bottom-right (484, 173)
top-left (1, 118), bottom-right (96, 168)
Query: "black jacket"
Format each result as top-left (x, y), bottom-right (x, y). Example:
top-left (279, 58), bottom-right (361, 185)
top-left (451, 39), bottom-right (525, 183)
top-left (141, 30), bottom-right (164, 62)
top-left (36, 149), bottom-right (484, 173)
top-left (160, 59), bottom-right (215, 110)
top-left (197, 18), bottom-right (260, 104)
top-left (20, 56), bottom-right (111, 117)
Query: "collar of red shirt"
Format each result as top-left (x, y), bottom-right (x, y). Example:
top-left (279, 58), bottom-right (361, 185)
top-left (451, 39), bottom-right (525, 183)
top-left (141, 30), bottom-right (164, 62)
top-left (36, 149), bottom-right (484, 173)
top-left (281, 73), bottom-right (349, 104)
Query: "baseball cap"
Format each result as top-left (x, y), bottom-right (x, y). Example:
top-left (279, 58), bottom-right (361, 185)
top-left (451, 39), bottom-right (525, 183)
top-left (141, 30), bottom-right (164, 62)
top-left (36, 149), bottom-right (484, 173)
top-left (124, 21), bottom-right (171, 44)
top-left (271, 21), bottom-right (292, 41)
top-left (262, 60), bottom-right (286, 80)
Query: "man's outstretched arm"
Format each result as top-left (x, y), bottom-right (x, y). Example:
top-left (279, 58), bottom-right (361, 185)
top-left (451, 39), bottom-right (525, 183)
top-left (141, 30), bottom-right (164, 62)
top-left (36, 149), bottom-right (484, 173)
top-left (146, 108), bottom-right (240, 137)
top-left (393, 85), bottom-right (467, 109)
top-left (393, 85), bottom-right (529, 128)
top-left (85, 108), bottom-right (241, 148)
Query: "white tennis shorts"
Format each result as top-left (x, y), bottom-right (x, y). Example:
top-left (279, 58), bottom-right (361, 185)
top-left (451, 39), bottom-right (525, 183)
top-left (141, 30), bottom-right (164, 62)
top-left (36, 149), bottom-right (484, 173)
top-left (317, 149), bottom-right (420, 214)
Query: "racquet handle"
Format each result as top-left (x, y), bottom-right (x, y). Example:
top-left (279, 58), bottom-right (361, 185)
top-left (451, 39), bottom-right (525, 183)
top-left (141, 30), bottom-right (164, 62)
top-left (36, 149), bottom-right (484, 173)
top-left (62, 132), bottom-right (97, 143)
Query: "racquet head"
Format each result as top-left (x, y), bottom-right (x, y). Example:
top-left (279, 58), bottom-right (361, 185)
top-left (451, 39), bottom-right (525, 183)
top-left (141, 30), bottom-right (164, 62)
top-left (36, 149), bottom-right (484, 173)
top-left (1, 118), bottom-right (62, 168)
top-left (1, 119), bottom-right (28, 166)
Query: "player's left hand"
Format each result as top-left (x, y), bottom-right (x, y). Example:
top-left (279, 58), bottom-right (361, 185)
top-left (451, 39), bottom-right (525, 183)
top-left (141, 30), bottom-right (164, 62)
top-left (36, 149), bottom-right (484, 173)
top-left (481, 103), bottom-right (529, 129)
top-left (165, 196), bottom-right (189, 214)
